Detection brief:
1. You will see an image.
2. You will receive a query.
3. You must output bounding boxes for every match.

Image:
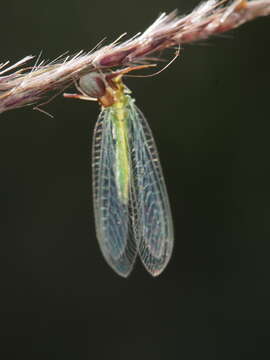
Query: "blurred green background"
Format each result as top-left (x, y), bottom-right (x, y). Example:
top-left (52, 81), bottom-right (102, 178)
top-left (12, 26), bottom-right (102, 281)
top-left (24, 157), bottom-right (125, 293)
top-left (0, 0), bottom-right (270, 359)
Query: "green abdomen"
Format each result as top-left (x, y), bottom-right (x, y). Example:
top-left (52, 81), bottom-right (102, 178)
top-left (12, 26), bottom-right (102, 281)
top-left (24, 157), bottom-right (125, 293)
top-left (112, 104), bottom-right (130, 204)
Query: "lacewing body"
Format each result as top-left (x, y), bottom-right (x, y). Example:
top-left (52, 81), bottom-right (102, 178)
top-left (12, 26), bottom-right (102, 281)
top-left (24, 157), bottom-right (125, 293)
top-left (64, 68), bottom-right (174, 277)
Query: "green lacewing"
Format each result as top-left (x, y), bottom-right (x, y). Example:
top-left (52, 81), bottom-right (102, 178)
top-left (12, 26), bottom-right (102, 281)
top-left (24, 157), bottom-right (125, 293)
top-left (64, 67), bottom-right (174, 277)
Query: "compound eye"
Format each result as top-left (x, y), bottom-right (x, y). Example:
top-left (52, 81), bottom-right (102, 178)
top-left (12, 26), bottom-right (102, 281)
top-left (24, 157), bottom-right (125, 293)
top-left (79, 72), bottom-right (106, 98)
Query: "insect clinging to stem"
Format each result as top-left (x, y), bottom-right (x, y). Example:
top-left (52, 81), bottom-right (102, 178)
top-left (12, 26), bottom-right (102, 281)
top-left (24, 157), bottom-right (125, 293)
top-left (64, 63), bottom-right (174, 277)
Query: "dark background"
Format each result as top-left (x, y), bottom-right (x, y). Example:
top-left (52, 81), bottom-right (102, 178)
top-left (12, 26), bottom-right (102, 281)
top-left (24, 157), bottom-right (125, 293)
top-left (0, 0), bottom-right (269, 359)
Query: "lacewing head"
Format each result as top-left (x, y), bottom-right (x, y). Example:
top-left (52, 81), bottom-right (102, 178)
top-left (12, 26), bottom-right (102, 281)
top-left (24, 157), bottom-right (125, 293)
top-left (78, 64), bottom-right (154, 107)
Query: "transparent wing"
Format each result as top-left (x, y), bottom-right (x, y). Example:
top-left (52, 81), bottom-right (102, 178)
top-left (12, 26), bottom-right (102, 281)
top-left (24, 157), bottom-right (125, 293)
top-left (129, 101), bottom-right (174, 276)
top-left (92, 109), bottom-right (137, 277)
